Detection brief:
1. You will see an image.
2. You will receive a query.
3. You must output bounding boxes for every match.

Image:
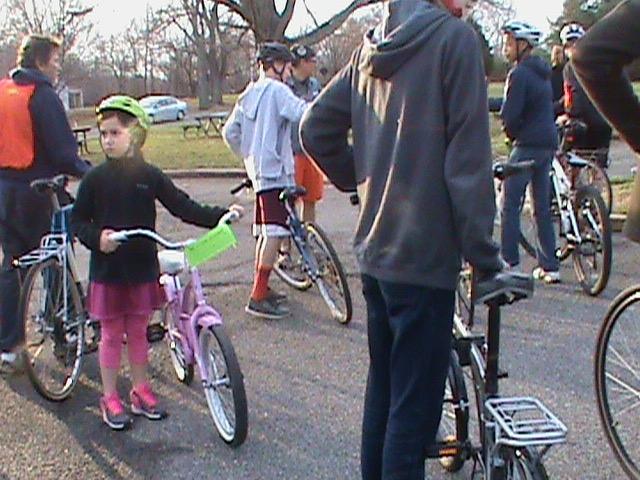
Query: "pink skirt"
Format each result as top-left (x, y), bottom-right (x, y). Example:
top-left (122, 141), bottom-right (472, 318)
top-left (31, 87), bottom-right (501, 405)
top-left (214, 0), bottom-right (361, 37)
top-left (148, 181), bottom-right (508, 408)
top-left (87, 281), bottom-right (166, 320)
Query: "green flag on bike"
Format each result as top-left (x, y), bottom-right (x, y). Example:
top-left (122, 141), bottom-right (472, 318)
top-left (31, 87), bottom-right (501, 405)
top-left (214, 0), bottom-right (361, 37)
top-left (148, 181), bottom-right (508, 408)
top-left (185, 223), bottom-right (237, 267)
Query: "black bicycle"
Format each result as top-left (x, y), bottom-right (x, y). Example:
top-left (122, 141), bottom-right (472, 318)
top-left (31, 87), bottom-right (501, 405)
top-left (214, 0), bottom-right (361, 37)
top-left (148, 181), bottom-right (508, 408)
top-left (430, 271), bottom-right (567, 479)
top-left (232, 179), bottom-right (352, 324)
top-left (595, 285), bottom-right (640, 479)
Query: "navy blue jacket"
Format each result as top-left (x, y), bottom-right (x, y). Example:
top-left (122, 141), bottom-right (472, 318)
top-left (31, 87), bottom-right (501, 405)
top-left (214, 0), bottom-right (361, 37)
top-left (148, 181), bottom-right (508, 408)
top-left (0, 68), bottom-right (90, 184)
top-left (500, 55), bottom-right (558, 149)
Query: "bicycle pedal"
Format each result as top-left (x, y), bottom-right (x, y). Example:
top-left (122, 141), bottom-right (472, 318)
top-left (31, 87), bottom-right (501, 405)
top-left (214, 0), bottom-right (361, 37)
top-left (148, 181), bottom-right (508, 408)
top-left (146, 323), bottom-right (166, 343)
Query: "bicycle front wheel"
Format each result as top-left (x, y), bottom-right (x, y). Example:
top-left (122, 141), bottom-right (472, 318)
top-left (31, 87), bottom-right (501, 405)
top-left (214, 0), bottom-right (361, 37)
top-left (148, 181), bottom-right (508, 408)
top-left (438, 350), bottom-right (469, 473)
top-left (21, 257), bottom-right (85, 401)
top-left (305, 223), bottom-right (353, 324)
top-left (199, 324), bottom-right (248, 447)
top-left (572, 186), bottom-right (611, 296)
top-left (455, 264), bottom-right (473, 326)
top-left (503, 447), bottom-right (549, 479)
top-left (595, 286), bottom-right (640, 479)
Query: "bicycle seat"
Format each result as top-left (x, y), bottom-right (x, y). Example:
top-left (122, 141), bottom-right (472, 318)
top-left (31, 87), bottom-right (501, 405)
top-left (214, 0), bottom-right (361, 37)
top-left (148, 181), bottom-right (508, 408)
top-left (30, 175), bottom-right (69, 194)
top-left (474, 271), bottom-right (533, 306)
top-left (279, 186), bottom-right (307, 202)
top-left (158, 250), bottom-right (186, 276)
top-left (493, 161), bottom-right (535, 180)
top-left (564, 152), bottom-right (589, 168)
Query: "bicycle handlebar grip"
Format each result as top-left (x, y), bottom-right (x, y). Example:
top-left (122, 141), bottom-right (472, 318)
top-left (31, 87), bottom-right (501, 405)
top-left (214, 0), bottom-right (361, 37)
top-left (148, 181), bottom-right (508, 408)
top-left (221, 210), bottom-right (241, 224)
top-left (230, 178), bottom-right (253, 195)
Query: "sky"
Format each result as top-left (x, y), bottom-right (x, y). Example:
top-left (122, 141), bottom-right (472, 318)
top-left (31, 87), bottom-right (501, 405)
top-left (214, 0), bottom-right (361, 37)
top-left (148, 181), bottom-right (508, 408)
top-left (90, 0), bottom-right (564, 37)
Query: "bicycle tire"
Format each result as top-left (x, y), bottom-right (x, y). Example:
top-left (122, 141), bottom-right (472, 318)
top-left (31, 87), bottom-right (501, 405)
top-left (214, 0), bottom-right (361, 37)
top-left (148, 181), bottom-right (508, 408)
top-left (305, 222), bottom-right (353, 324)
top-left (199, 324), bottom-right (248, 447)
top-left (438, 349), bottom-right (469, 473)
top-left (572, 186), bottom-right (611, 296)
top-left (503, 447), bottom-right (549, 480)
top-left (595, 286), bottom-right (640, 479)
top-left (574, 160), bottom-right (613, 215)
top-left (161, 304), bottom-right (194, 385)
top-left (21, 257), bottom-right (85, 401)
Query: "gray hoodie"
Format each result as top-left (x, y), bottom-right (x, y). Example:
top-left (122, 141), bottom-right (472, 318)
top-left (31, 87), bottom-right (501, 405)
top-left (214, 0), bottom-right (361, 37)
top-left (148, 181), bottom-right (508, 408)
top-left (223, 76), bottom-right (307, 192)
top-left (300, 0), bottom-right (501, 290)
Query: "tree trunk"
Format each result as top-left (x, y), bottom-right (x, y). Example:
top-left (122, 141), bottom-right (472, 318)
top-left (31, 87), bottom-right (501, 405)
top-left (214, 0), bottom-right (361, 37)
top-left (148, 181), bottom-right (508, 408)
top-left (196, 42), bottom-right (212, 110)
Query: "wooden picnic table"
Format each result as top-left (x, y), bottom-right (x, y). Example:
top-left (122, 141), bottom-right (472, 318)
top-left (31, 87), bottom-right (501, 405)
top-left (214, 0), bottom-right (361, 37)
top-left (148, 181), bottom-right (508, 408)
top-left (182, 111), bottom-right (229, 138)
top-left (72, 125), bottom-right (92, 155)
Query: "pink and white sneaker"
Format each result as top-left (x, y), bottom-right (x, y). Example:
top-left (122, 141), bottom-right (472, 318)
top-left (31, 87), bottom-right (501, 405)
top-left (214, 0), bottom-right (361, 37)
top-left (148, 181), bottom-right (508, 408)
top-left (100, 393), bottom-right (132, 430)
top-left (130, 383), bottom-right (168, 421)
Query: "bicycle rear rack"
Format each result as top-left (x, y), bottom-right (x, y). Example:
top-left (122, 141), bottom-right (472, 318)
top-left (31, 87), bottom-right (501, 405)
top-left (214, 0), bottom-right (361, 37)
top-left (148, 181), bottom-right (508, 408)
top-left (15, 234), bottom-right (68, 268)
top-left (485, 397), bottom-right (567, 447)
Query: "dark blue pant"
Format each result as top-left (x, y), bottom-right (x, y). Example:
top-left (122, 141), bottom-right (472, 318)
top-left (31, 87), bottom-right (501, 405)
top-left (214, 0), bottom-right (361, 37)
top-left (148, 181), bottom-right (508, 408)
top-left (500, 147), bottom-right (559, 272)
top-left (360, 274), bottom-right (454, 480)
top-left (0, 181), bottom-right (51, 351)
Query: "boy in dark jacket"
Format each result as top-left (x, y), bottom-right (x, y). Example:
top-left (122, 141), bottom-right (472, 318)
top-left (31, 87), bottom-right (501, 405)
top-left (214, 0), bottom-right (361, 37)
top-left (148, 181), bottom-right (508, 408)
top-left (571, 1), bottom-right (640, 241)
top-left (500, 20), bottom-right (560, 284)
top-left (0, 35), bottom-right (90, 374)
top-left (301, 0), bottom-right (502, 477)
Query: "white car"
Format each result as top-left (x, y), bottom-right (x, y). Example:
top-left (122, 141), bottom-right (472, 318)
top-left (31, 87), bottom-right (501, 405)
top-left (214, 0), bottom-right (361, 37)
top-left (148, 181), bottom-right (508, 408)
top-left (140, 95), bottom-right (188, 123)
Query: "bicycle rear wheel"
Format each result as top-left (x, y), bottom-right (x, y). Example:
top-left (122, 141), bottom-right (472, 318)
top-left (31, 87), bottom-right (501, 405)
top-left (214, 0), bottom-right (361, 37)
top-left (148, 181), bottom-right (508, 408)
top-left (21, 257), bottom-right (85, 401)
top-left (305, 223), bottom-right (353, 324)
top-left (438, 350), bottom-right (469, 473)
top-left (199, 324), bottom-right (248, 447)
top-left (595, 286), bottom-right (640, 479)
top-left (572, 186), bottom-right (611, 296)
top-left (503, 447), bottom-right (549, 479)
top-left (573, 160), bottom-right (612, 215)
top-left (274, 243), bottom-right (313, 291)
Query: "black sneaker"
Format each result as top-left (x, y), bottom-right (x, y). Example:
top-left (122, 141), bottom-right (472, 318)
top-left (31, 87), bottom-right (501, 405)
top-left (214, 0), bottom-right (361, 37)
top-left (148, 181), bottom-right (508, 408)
top-left (245, 298), bottom-right (288, 319)
top-left (266, 287), bottom-right (287, 304)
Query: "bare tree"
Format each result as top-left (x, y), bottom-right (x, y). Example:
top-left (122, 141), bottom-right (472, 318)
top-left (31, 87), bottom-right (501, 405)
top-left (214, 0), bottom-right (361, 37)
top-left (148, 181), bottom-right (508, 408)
top-left (216, 0), bottom-right (382, 44)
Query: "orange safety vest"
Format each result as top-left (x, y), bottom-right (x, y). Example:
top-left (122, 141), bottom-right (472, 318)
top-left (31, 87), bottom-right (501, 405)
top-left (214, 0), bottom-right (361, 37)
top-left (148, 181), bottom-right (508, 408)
top-left (0, 79), bottom-right (36, 170)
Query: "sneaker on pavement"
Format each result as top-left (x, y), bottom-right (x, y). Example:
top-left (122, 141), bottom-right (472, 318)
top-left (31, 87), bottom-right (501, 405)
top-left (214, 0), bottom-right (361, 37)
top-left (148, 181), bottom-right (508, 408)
top-left (100, 393), bottom-right (132, 430)
top-left (245, 298), bottom-right (288, 319)
top-left (130, 383), bottom-right (168, 421)
top-left (0, 351), bottom-right (25, 378)
top-left (532, 267), bottom-right (561, 284)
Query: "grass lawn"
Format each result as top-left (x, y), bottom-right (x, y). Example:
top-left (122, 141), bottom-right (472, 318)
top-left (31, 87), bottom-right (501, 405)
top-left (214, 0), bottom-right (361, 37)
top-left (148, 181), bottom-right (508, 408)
top-left (83, 125), bottom-right (241, 170)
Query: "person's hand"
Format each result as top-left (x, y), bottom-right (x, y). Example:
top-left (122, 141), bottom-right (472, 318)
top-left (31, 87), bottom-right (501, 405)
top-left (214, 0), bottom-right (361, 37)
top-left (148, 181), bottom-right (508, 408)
top-left (228, 204), bottom-right (245, 218)
top-left (100, 229), bottom-right (120, 254)
top-left (556, 114), bottom-right (569, 126)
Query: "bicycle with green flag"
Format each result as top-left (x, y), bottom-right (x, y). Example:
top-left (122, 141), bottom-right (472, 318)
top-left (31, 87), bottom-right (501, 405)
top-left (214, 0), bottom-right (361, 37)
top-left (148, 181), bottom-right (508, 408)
top-left (107, 210), bottom-right (248, 447)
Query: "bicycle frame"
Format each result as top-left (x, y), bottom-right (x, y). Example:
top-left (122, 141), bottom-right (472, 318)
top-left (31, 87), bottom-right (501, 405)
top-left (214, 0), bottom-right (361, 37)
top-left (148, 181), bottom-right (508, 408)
top-left (281, 197), bottom-right (323, 281)
top-left (161, 264), bottom-right (223, 385)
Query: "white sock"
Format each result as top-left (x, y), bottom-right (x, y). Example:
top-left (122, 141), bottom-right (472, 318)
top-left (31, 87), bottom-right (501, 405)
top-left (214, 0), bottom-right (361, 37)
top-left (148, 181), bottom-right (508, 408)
top-left (0, 352), bottom-right (17, 363)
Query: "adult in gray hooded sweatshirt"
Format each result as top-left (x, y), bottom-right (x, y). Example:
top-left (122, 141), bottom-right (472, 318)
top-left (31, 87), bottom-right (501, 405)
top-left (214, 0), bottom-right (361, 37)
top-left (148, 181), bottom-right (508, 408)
top-left (300, 0), bottom-right (502, 478)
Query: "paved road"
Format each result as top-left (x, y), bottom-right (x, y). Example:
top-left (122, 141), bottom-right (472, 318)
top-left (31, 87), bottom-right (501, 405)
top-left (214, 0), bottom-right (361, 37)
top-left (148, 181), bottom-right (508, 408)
top-left (0, 177), bottom-right (637, 479)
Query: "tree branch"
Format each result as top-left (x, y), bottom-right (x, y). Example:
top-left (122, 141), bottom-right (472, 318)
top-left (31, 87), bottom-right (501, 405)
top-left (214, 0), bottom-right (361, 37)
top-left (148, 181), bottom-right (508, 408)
top-left (288, 0), bottom-right (382, 45)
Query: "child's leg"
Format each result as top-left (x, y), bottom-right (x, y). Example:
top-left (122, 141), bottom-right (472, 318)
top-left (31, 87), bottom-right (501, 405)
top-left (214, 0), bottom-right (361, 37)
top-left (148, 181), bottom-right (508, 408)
top-left (98, 317), bottom-right (125, 396)
top-left (123, 313), bottom-right (150, 388)
top-left (125, 313), bottom-right (167, 419)
top-left (250, 234), bottom-right (280, 301)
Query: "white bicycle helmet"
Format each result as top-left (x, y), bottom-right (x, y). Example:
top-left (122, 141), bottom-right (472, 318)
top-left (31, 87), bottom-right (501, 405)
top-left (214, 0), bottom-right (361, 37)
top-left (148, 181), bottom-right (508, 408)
top-left (502, 20), bottom-right (543, 47)
top-left (560, 23), bottom-right (586, 45)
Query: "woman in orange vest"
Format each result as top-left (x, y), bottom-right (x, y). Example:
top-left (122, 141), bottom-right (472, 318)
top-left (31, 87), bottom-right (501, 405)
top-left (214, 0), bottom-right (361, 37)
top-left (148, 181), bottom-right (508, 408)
top-left (0, 35), bottom-right (90, 375)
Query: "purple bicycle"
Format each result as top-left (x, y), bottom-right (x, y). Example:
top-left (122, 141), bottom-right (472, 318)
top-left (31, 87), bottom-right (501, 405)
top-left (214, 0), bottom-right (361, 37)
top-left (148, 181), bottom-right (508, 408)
top-left (109, 211), bottom-right (248, 447)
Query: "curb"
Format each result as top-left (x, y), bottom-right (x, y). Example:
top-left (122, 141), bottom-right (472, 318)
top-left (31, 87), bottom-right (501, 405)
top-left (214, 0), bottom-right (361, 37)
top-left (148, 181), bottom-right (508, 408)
top-left (164, 168), bottom-right (246, 179)
top-left (610, 213), bottom-right (626, 233)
